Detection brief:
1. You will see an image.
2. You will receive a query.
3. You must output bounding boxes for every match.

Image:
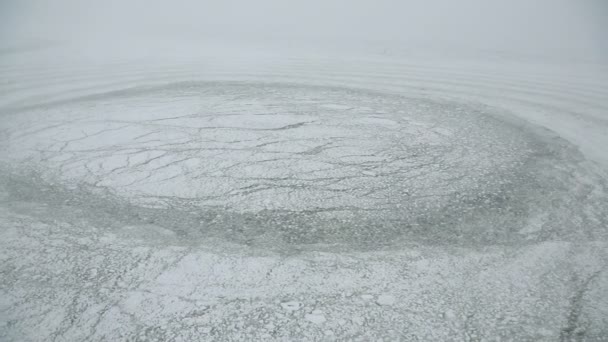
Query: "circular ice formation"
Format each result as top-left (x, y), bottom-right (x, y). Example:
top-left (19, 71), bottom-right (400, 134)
top-left (2, 82), bottom-right (606, 248)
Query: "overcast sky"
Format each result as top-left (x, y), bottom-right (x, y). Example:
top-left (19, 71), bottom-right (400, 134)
top-left (2, 0), bottom-right (607, 59)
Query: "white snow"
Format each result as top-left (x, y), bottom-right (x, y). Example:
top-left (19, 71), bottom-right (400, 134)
top-left (0, 40), bottom-right (607, 341)
top-left (305, 313), bottom-right (327, 324)
top-left (376, 294), bottom-right (396, 306)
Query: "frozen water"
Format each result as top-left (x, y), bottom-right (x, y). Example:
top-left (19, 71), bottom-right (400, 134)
top-left (0, 40), bottom-right (607, 341)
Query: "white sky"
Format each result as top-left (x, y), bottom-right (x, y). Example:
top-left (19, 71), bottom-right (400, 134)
top-left (2, 0), bottom-right (607, 60)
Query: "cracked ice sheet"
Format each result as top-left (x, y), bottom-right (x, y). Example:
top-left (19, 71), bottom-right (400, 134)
top-left (2, 82), bottom-right (607, 250)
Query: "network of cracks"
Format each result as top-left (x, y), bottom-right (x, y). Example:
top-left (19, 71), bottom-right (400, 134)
top-left (1, 82), bottom-right (606, 250)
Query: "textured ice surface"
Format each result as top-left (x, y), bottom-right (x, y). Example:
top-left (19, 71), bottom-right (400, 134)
top-left (1, 43), bottom-right (608, 341)
top-left (3, 82), bottom-right (605, 250)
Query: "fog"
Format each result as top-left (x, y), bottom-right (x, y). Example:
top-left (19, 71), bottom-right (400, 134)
top-left (2, 0), bottom-right (607, 61)
top-left (3, 1), bottom-right (608, 341)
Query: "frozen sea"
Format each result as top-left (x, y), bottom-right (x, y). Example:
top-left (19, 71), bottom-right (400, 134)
top-left (1, 40), bottom-right (608, 341)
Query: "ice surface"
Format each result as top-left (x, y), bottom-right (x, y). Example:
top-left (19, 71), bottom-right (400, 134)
top-left (1, 40), bottom-right (608, 341)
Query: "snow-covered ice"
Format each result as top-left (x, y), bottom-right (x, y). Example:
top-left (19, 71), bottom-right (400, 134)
top-left (0, 40), bottom-right (607, 341)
